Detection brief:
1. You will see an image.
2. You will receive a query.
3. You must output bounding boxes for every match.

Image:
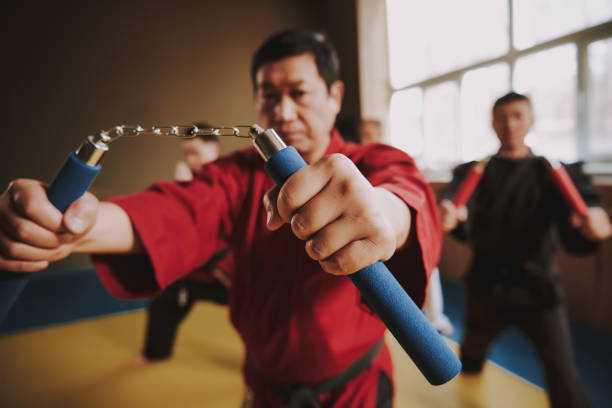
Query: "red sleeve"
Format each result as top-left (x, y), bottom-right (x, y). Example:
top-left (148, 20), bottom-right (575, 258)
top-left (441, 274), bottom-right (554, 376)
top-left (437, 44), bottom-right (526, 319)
top-left (352, 143), bottom-right (442, 308)
top-left (91, 151), bottom-right (249, 299)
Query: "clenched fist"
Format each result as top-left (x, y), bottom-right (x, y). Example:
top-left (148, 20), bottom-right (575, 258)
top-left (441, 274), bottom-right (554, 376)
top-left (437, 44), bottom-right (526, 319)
top-left (0, 179), bottom-right (99, 272)
top-left (263, 153), bottom-right (411, 276)
top-left (438, 199), bottom-right (467, 233)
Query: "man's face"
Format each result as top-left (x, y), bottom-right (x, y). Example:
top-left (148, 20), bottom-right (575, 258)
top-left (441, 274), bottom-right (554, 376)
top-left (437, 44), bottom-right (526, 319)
top-left (254, 52), bottom-right (343, 163)
top-left (181, 138), bottom-right (219, 172)
top-left (492, 100), bottom-right (534, 151)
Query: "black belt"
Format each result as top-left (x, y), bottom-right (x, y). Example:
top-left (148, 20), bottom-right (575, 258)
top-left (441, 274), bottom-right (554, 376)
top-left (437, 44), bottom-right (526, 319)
top-left (246, 340), bottom-right (383, 408)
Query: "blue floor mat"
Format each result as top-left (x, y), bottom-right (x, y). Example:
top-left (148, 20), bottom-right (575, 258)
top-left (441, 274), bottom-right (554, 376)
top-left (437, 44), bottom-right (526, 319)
top-left (0, 268), bottom-right (148, 334)
top-left (441, 277), bottom-right (612, 408)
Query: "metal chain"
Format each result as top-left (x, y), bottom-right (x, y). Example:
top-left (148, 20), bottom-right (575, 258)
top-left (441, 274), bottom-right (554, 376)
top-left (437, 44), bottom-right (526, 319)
top-left (100, 124), bottom-right (255, 144)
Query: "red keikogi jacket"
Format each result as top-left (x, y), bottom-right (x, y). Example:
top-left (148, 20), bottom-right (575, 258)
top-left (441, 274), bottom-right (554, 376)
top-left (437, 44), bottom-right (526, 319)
top-left (91, 129), bottom-right (442, 398)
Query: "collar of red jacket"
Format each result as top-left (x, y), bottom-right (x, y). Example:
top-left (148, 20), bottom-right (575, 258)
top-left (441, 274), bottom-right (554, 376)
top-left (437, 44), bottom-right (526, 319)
top-left (322, 128), bottom-right (345, 156)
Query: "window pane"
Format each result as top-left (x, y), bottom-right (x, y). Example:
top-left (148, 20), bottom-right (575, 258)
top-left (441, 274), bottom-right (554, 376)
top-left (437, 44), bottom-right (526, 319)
top-left (386, 0), bottom-right (508, 88)
top-left (390, 87), bottom-right (423, 157)
top-left (514, 0), bottom-right (612, 50)
top-left (460, 63), bottom-right (511, 161)
top-left (423, 82), bottom-right (460, 168)
top-left (513, 44), bottom-right (577, 161)
top-left (588, 38), bottom-right (612, 157)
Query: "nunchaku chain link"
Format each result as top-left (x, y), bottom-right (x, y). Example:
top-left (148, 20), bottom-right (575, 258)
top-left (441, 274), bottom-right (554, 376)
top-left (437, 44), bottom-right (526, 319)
top-left (78, 123), bottom-right (270, 166)
top-left (99, 124), bottom-right (256, 144)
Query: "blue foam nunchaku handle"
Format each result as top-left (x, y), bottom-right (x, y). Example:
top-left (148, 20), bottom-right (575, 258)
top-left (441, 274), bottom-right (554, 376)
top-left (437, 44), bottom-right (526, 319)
top-left (0, 152), bottom-right (100, 326)
top-left (46, 152), bottom-right (101, 213)
top-left (351, 264), bottom-right (461, 385)
top-left (264, 146), bottom-right (461, 385)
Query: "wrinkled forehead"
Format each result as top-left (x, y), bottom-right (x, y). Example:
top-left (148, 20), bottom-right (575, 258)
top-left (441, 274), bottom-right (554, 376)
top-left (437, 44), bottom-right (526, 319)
top-left (255, 53), bottom-right (323, 90)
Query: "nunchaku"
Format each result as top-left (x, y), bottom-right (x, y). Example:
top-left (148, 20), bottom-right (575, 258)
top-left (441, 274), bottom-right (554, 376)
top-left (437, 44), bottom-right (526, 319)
top-left (451, 157), bottom-right (589, 217)
top-left (0, 123), bottom-right (462, 385)
top-left (548, 159), bottom-right (589, 217)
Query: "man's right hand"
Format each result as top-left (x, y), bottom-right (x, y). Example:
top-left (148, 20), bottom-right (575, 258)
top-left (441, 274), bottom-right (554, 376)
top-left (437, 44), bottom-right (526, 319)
top-left (438, 199), bottom-right (468, 233)
top-left (0, 179), bottom-right (99, 272)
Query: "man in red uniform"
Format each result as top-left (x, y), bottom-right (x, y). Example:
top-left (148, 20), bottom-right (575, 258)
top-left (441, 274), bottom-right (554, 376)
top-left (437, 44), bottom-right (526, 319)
top-left (0, 29), bottom-right (442, 407)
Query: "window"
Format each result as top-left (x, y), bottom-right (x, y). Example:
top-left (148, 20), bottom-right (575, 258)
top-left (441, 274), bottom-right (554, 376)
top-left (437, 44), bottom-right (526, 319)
top-left (460, 63), bottom-right (510, 161)
top-left (513, 44), bottom-right (577, 161)
top-left (588, 37), bottom-right (612, 157)
top-left (389, 87), bottom-right (423, 158)
top-left (513, 0), bottom-right (612, 50)
top-left (386, 0), bottom-right (508, 88)
top-left (377, 0), bottom-right (612, 174)
top-left (423, 82), bottom-right (459, 168)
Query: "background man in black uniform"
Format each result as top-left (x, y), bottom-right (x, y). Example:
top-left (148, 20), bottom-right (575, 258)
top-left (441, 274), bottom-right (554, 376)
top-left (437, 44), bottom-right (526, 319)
top-left (439, 92), bottom-right (611, 408)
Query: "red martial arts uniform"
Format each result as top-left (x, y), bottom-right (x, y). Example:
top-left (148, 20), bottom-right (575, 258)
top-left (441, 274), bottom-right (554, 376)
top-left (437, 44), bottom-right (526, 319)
top-left (92, 130), bottom-right (442, 407)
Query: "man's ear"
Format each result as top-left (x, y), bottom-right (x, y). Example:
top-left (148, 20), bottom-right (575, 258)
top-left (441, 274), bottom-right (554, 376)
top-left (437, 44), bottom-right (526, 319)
top-left (329, 80), bottom-right (344, 115)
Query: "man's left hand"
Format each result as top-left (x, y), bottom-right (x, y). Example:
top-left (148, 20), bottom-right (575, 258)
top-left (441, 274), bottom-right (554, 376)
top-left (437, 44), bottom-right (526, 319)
top-left (571, 207), bottom-right (612, 241)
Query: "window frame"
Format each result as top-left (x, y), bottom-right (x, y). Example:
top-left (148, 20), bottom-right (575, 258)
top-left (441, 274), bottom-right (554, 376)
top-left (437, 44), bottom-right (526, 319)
top-left (367, 0), bottom-right (612, 165)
